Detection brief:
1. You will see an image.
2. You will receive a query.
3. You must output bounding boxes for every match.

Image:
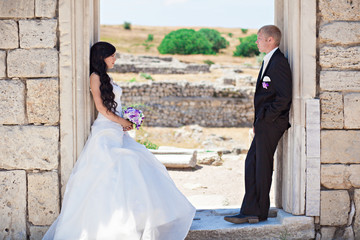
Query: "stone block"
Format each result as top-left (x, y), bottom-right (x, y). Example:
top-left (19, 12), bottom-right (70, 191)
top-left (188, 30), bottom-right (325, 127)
top-left (321, 227), bottom-right (336, 240)
top-left (320, 190), bottom-right (350, 225)
top-left (321, 131), bottom-right (360, 164)
top-left (27, 78), bottom-right (59, 124)
top-left (0, 126), bottom-right (59, 170)
top-left (0, 0), bottom-right (34, 18)
top-left (35, 0), bottom-right (57, 18)
top-left (0, 50), bottom-right (5, 78)
top-left (321, 164), bottom-right (360, 189)
top-left (320, 71), bottom-right (360, 91)
top-left (28, 172), bottom-right (59, 225)
top-left (0, 20), bottom-right (19, 49)
top-left (0, 80), bottom-right (26, 124)
top-left (319, 0), bottom-right (360, 21)
top-left (320, 46), bottom-right (360, 70)
top-left (344, 93), bottom-right (360, 129)
top-left (320, 22), bottom-right (360, 45)
top-left (354, 189), bottom-right (360, 239)
top-left (19, 20), bottom-right (57, 48)
top-left (0, 171), bottom-right (27, 240)
top-left (320, 92), bottom-right (343, 129)
top-left (30, 226), bottom-right (49, 240)
top-left (7, 49), bottom-right (58, 78)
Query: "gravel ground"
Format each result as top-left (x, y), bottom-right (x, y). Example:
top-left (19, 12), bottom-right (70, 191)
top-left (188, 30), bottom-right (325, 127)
top-left (134, 126), bottom-right (275, 209)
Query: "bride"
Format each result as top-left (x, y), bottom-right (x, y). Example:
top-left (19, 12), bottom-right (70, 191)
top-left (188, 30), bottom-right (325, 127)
top-left (43, 42), bottom-right (195, 240)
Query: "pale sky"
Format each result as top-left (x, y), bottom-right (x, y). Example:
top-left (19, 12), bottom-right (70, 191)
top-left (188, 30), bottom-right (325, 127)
top-left (100, 0), bottom-right (274, 29)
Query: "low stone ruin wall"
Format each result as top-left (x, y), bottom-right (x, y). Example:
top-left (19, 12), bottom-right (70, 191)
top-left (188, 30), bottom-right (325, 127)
top-left (111, 53), bottom-right (210, 74)
top-left (119, 81), bottom-right (254, 127)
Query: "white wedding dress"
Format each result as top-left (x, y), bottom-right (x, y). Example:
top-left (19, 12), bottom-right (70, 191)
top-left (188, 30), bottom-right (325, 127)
top-left (43, 81), bottom-right (195, 240)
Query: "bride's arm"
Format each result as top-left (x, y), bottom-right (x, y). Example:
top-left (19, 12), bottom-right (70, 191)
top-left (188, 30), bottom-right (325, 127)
top-left (90, 73), bottom-right (133, 130)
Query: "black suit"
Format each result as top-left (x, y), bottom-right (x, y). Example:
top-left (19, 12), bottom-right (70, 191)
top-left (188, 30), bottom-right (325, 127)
top-left (240, 48), bottom-right (292, 220)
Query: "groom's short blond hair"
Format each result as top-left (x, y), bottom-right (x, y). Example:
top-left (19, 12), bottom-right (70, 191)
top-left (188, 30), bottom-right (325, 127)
top-left (258, 25), bottom-right (282, 46)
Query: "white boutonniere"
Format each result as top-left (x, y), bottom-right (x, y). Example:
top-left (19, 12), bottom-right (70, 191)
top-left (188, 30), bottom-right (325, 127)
top-left (263, 76), bottom-right (271, 82)
top-left (262, 76), bottom-right (271, 89)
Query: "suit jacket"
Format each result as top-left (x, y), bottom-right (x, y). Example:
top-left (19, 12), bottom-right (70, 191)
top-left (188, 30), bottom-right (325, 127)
top-left (253, 48), bottom-right (292, 132)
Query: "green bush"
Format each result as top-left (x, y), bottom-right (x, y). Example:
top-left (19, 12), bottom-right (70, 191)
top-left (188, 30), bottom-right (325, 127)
top-left (124, 21), bottom-right (131, 30)
top-left (241, 28), bottom-right (248, 34)
top-left (228, 32), bottom-right (233, 38)
top-left (157, 29), bottom-right (215, 55)
top-left (203, 60), bottom-right (214, 66)
top-left (233, 34), bottom-right (260, 57)
top-left (139, 72), bottom-right (153, 80)
top-left (146, 34), bottom-right (154, 42)
top-left (137, 139), bottom-right (159, 150)
top-left (198, 28), bottom-right (229, 53)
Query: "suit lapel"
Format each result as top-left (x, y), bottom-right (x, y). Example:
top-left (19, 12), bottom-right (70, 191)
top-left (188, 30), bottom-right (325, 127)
top-left (262, 48), bottom-right (280, 78)
top-left (255, 61), bottom-right (264, 90)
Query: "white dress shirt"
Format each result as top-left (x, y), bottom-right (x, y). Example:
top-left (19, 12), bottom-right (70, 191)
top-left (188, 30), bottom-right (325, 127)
top-left (261, 47), bottom-right (278, 78)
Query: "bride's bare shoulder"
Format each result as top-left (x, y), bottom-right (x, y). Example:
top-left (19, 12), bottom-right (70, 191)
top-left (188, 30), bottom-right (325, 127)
top-left (90, 72), bottom-right (100, 83)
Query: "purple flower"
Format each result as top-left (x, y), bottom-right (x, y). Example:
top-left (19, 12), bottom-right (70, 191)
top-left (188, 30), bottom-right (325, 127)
top-left (123, 107), bottom-right (145, 130)
top-left (262, 82), bottom-right (269, 89)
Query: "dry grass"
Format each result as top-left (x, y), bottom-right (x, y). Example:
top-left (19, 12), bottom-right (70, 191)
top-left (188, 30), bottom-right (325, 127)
top-left (100, 24), bottom-right (260, 66)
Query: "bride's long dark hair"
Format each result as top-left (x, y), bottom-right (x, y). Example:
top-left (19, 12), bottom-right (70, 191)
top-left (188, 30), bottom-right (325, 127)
top-left (90, 41), bottom-right (117, 114)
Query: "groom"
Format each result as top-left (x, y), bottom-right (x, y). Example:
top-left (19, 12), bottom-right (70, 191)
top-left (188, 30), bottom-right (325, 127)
top-left (224, 25), bottom-right (292, 224)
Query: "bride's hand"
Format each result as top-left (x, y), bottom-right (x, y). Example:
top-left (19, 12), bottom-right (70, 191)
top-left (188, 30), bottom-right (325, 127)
top-left (122, 120), bottom-right (133, 131)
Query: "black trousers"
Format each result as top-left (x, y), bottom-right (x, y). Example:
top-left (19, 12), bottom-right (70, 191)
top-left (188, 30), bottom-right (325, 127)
top-left (240, 119), bottom-right (285, 220)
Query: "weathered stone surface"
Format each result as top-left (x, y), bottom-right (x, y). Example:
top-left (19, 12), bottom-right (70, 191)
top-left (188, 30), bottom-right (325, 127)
top-left (27, 78), bottom-right (59, 124)
top-left (321, 131), bottom-right (360, 164)
top-left (0, 126), bottom-right (59, 170)
top-left (187, 209), bottom-right (314, 240)
top-left (320, 22), bottom-right (360, 45)
top-left (337, 226), bottom-right (355, 240)
top-left (0, 80), bottom-right (26, 124)
top-left (0, 0), bottom-right (34, 18)
top-left (320, 227), bottom-right (336, 240)
top-left (320, 92), bottom-right (343, 129)
top-left (0, 20), bottom-right (18, 49)
top-left (354, 189), bottom-right (360, 240)
top-left (0, 51), bottom-right (5, 78)
top-left (30, 226), bottom-right (49, 240)
top-left (0, 171), bottom-right (26, 240)
top-left (35, 0), bottom-right (57, 17)
top-left (19, 20), bottom-right (57, 48)
top-left (320, 71), bottom-right (360, 91)
top-left (344, 93), bottom-right (360, 129)
top-left (319, 0), bottom-right (360, 21)
top-left (320, 46), bottom-right (360, 70)
top-left (7, 49), bottom-right (58, 78)
top-left (28, 172), bottom-right (59, 225)
top-left (320, 190), bottom-right (350, 225)
top-left (321, 164), bottom-right (360, 189)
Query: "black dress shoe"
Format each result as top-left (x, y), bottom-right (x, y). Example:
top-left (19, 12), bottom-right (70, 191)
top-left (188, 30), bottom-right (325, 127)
top-left (224, 213), bottom-right (259, 224)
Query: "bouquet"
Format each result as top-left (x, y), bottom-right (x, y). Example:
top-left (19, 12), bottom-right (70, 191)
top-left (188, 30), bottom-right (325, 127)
top-left (123, 107), bottom-right (145, 130)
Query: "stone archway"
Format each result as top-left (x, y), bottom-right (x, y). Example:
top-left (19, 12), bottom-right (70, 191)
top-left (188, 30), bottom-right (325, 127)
top-left (61, 0), bottom-right (320, 218)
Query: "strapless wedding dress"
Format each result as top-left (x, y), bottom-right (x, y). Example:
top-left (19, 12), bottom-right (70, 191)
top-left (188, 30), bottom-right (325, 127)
top-left (43, 81), bottom-right (195, 240)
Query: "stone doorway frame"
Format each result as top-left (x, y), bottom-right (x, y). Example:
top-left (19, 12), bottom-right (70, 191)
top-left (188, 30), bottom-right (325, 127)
top-left (59, 0), bottom-right (320, 217)
top-left (274, 0), bottom-right (319, 217)
top-left (58, 0), bottom-right (100, 197)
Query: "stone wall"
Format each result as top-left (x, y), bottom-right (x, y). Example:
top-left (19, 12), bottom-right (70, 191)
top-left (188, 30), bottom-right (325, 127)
top-left (318, 0), bottom-right (360, 239)
top-left (119, 81), bottom-right (254, 127)
top-left (0, 0), bottom-right (59, 239)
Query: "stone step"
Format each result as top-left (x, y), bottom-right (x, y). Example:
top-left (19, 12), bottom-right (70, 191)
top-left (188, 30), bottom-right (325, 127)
top-left (186, 208), bottom-right (315, 240)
